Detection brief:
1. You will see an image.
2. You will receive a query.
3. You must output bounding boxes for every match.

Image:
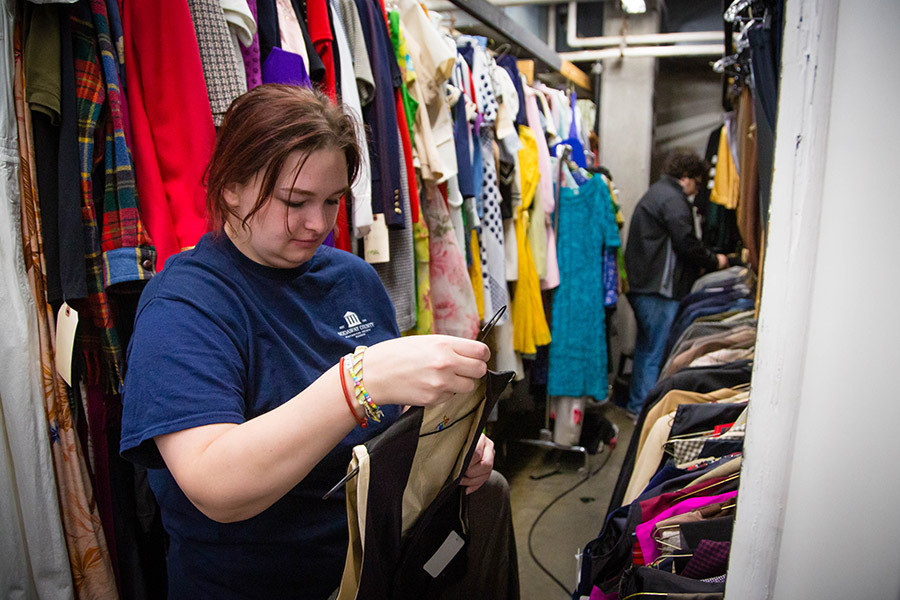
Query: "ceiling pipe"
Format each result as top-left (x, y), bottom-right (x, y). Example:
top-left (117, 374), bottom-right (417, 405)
top-left (425, 0), bottom-right (599, 10)
top-left (560, 43), bottom-right (724, 61)
top-left (566, 1), bottom-right (722, 49)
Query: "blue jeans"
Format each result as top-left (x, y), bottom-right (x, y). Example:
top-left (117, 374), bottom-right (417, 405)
top-left (627, 293), bottom-right (680, 415)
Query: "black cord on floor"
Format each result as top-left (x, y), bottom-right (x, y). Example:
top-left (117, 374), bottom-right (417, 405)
top-left (527, 447), bottom-right (614, 598)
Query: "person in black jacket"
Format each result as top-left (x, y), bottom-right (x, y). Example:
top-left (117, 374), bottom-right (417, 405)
top-left (623, 150), bottom-right (728, 417)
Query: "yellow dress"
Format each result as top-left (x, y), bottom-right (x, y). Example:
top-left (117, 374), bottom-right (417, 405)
top-left (468, 229), bottom-right (485, 321)
top-left (511, 125), bottom-right (551, 354)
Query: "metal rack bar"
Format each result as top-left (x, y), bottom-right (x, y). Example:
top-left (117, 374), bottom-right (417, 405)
top-left (442, 0), bottom-right (592, 91)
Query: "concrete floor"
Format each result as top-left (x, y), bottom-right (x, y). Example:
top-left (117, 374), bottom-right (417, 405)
top-left (495, 402), bottom-right (636, 600)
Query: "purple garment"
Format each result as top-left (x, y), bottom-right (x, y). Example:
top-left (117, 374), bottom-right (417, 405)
top-left (261, 46), bottom-right (312, 87)
top-left (590, 586), bottom-right (618, 600)
top-left (635, 490), bottom-right (737, 564)
top-left (681, 539), bottom-right (731, 580)
top-left (241, 0), bottom-right (263, 88)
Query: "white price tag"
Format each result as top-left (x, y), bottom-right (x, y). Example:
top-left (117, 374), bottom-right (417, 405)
top-left (423, 530), bottom-right (465, 578)
top-left (55, 302), bottom-right (79, 386)
top-left (364, 213), bottom-right (390, 264)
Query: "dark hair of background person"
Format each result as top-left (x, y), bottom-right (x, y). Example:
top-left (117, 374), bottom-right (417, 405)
top-left (662, 148), bottom-right (708, 183)
top-left (204, 84), bottom-right (362, 233)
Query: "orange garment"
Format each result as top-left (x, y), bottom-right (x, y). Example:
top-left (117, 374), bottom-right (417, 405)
top-left (735, 87), bottom-right (761, 273)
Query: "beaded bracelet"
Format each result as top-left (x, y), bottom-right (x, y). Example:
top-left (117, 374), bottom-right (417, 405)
top-left (339, 355), bottom-right (367, 428)
top-left (348, 346), bottom-right (384, 423)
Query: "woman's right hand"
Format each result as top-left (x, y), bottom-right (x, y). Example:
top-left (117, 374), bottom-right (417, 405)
top-left (360, 335), bottom-right (491, 408)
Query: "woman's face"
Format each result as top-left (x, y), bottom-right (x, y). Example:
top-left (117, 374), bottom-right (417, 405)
top-left (224, 148), bottom-right (349, 269)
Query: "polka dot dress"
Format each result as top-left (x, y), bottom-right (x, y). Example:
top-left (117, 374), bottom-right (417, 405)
top-left (472, 44), bottom-right (508, 325)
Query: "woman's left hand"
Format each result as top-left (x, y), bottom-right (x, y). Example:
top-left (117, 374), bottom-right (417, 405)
top-left (460, 434), bottom-right (494, 495)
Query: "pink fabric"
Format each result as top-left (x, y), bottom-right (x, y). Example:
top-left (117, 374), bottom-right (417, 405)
top-left (635, 491), bottom-right (737, 564)
top-left (591, 586), bottom-right (618, 600)
top-left (422, 183), bottom-right (480, 339)
top-left (524, 87), bottom-right (559, 290)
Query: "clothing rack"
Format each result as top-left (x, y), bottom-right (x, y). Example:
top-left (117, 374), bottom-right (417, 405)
top-left (443, 0), bottom-right (592, 91)
top-left (517, 143), bottom-right (596, 481)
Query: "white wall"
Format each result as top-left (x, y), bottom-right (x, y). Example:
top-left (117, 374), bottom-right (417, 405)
top-left (727, 1), bottom-right (900, 598)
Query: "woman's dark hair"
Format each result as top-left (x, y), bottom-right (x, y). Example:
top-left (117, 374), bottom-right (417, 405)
top-left (205, 84), bottom-right (362, 232)
top-left (662, 148), bottom-right (707, 181)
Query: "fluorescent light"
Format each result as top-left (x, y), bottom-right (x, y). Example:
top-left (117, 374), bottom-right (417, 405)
top-left (621, 0), bottom-right (646, 13)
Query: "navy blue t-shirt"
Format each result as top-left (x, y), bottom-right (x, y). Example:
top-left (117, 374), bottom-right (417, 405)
top-left (120, 232), bottom-right (401, 599)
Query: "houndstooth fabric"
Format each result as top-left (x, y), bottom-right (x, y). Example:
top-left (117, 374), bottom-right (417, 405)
top-left (188, 0), bottom-right (248, 126)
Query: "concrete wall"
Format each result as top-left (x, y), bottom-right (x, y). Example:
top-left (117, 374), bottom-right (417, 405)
top-left (727, 1), bottom-right (900, 597)
top-left (598, 6), bottom-right (658, 368)
top-left (651, 57), bottom-right (722, 180)
top-left (598, 7), bottom-right (658, 243)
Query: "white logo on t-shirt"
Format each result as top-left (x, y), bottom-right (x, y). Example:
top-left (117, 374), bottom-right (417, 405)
top-left (344, 311), bottom-right (362, 327)
top-left (339, 310), bottom-right (375, 340)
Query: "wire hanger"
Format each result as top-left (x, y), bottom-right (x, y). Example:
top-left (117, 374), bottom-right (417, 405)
top-left (724, 0), bottom-right (753, 22)
top-left (492, 42), bottom-right (511, 62)
top-left (677, 473), bottom-right (740, 501)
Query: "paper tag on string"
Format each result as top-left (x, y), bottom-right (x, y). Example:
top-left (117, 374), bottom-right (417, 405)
top-left (364, 214), bottom-right (390, 264)
top-left (423, 530), bottom-right (465, 578)
top-left (55, 302), bottom-right (79, 386)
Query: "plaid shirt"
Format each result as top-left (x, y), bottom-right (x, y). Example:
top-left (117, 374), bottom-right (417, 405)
top-left (73, 2), bottom-right (155, 386)
top-left (91, 0), bottom-right (156, 285)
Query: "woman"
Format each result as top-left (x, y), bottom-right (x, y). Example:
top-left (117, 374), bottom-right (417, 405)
top-left (120, 85), bottom-right (498, 599)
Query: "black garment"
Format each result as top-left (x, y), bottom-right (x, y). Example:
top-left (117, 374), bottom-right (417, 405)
top-left (255, 0), bottom-right (281, 62)
top-left (697, 126), bottom-right (742, 254)
top-left (619, 567), bottom-right (724, 597)
top-left (693, 126), bottom-right (719, 222)
top-left (669, 402), bottom-right (747, 440)
top-left (699, 438), bottom-right (743, 459)
top-left (605, 360), bottom-right (753, 515)
top-left (575, 503), bottom-right (643, 597)
top-left (346, 371), bottom-right (515, 599)
top-left (290, 0), bottom-right (326, 84)
top-left (681, 516), bottom-right (734, 548)
top-left (57, 5), bottom-right (88, 302)
top-left (624, 176), bottom-right (720, 300)
top-left (498, 161), bottom-right (515, 219)
top-left (749, 23), bottom-right (779, 225)
top-left (32, 113), bottom-right (64, 302)
top-left (328, 13), bottom-right (342, 98)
